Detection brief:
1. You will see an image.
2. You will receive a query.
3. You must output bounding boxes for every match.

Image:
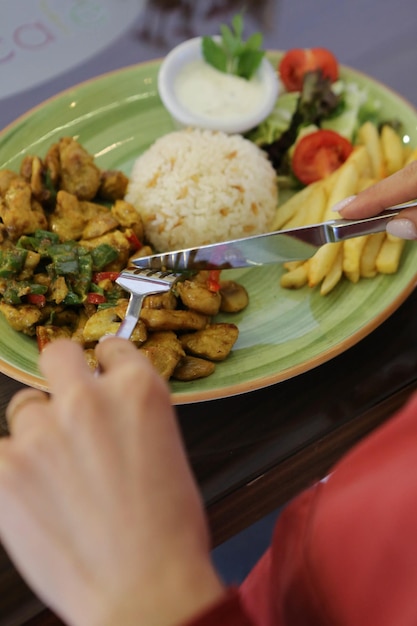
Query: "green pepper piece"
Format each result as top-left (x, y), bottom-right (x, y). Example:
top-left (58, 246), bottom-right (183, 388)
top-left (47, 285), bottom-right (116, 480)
top-left (3, 285), bottom-right (23, 305)
top-left (62, 291), bottom-right (83, 306)
top-left (0, 248), bottom-right (28, 277)
top-left (71, 252), bottom-right (93, 297)
top-left (28, 283), bottom-right (48, 295)
top-left (91, 244), bottom-right (118, 270)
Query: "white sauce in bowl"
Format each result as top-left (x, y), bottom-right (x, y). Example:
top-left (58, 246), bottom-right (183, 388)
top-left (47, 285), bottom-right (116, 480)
top-left (157, 36), bottom-right (279, 134)
top-left (174, 59), bottom-right (266, 121)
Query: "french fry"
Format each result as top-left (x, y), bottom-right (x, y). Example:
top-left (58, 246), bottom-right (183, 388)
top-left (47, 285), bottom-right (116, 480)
top-left (359, 232), bottom-right (386, 278)
top-left (278, 119), bottom-right (413, 295)
top-left (376, 235), bottom-right (406, 274)
top-left (283, 260), bottom-right (305, 271)
top-left (280, 262), bottom-right (309, 289)
top-left (272, 183), bottom-right (317, 230)
top-left (308, 242), bottom-right (342, 287)
top-left (320, 246), bottom-right (343, 295)
top-left (303, 183), bottom-right (327, 225)
top-left (325, 161), bottom-right (359, 217)
top-left (343, 236), bottom-right (369, 283)
top-left (405, 146), bottom-right (417, 165)
top-left (345, 145), bottom-right (373, 179)
top-left (381, 124), bottom-right (405, 175)
top-left (357, 121), bottom-right (386, 179)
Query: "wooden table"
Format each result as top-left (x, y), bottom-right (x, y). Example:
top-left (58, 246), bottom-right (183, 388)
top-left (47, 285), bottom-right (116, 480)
top-left (2, 285), bottom-right (417, 624)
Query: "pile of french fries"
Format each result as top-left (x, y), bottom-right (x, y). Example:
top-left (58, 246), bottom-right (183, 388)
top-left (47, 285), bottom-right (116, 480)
top-left (275, 121), bottom-right (417, 295)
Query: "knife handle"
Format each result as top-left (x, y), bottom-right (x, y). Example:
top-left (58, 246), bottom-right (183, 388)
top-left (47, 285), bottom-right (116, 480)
top-left (330, 200), bottom-right (417, 242)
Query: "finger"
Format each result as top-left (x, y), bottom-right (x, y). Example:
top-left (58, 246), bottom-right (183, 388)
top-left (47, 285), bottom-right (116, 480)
top-left (385, 210), bottom-right (417, 240)
top-left (39, 339), bottom-right (92, 396)
top-left (6, 389), bottom-right (50, 436)
top-left (338, 161), bottom-right (417, 218)
top-left (95, 336), bottom-right (150, 375)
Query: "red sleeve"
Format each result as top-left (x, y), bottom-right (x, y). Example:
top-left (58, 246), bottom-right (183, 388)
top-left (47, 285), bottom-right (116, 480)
top-left (242, 390), bottom-right (417, 626)
top-left (183, 587), bottom-right (254, 626)
top-left (188, 391), bottom-right (417, 626)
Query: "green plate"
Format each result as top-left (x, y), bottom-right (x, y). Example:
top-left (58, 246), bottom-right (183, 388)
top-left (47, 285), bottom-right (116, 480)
top-left (1, 53), bottom-right (417, 404)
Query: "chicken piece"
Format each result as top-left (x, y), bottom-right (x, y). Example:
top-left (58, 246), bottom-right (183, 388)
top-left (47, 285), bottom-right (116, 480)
top-left (0, 179), bottom-right (48, 241)
top-left (113, 300), bottom-right (148, 344)
top-left (49, 276), bottom-right (69, 304)
top-left (83, 302), bottom-right (147, 344)
top-left (180, 323), bottom-right (239, 361)
top-left (36, 325), bottom-right (72, 350)
top-left (176, 279), bottom-right (221, 316)
top-left (143, 331), bottom-right (185, 358)
top-left (0, 170), bottom-right (22, 196)
top-left (79, 230), bottom-right (132, 271)
top-left (70, 310), bottom-right (90, 345)
top-left (111, 199), bottom-right (144, 240)
top-left (140, 308), bottom-right (208, 332)
top-left (172, 356), bottom-right (215, 381)
top-left (20, 155), bottom-right (51, 203)
top-left (82, 307), bottom-right (122, 342)
top-left (0, 302), bottom-right (44, 335)
top-left (140, 344), bottom-right (182, 380)
top-left (44, 142), bottom-right (61, 187)
top-left (49, 190), bottom-right (87, 240)
top-left (99, 170), bottom-right (129, 201)
top-left (141, 331), bottom-right (185, 379)
top-left (131, 244), bottom-right (153, 261)
top-left (142, 291), bottom-right (177, 310)
top-left (82, 211), bottom-right (119, 240)
top-left (58, 137), bottom-right (101, 200)
top-left (219, 281), bottom-right (249, 313)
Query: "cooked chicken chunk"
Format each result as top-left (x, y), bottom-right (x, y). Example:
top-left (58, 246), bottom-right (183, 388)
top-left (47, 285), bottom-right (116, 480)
top-left (172, 356), bottom-right (215, 381)
top-left (177, 279), bottom-right (221, 316)
top-left (0, 179), bottom-right (48, 240)
top-left (140, 308), bottom-right (208, 332)
top-left (49, 190), bottom-right (87, 240)
top-left (81, 210), bottom-right (119, 240)
top-left (79, 229), bottom-right (131, 270)
top-left (99, 171), bottom-right (129, 201)
top-left (180, 323), bottom-right (239, 361)
top-left (0, 170), bottom-right (22, 196)
top-left (0, 302), bottom-right (44, 335)
top-left (139, 344), bottom-right (182, 380)
top-left (59, 137), bottom-right (101, 200)
top-left (20, 155), bottom-right (51, 203)
top-left (111, 199), bottom-right (144, 241)
top-left (219, 280), bottom-right (249, 313)
top-left (83, 304), bottom-right (147, 343)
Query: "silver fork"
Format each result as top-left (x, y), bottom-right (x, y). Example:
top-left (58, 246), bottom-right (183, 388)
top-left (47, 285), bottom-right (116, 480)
top-left (114, 268), bottom-right (182, 340)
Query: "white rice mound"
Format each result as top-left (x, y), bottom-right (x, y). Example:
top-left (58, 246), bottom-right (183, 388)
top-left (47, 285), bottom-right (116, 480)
top-left (125, 128), bottom-right (278, 252)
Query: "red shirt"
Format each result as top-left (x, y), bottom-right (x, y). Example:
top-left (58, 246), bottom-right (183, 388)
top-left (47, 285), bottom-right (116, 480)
top-left (186, 391), bottom-right (417, 626)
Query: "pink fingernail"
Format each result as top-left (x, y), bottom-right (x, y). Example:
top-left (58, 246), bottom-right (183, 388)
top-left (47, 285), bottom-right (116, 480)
top-left (386, 219), bottom-right (417, 240)
top-left (331, 195), bottom-right (357, 213)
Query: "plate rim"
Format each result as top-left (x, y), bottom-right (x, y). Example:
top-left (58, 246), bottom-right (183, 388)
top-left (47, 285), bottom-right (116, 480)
top-left (1, 53), bottom-right (417, 404)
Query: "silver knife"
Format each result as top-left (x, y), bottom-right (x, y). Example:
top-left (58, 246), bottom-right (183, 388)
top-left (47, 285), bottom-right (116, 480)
top-left (132, 202), bottom-right (416, 271)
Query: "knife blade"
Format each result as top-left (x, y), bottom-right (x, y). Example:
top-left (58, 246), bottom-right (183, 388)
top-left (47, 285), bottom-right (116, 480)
top-left (132, 202), bottom-right (415, 271)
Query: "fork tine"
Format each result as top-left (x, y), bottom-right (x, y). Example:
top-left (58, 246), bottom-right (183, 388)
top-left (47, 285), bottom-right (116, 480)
top-left (113, 268), bottom-right (181, 341)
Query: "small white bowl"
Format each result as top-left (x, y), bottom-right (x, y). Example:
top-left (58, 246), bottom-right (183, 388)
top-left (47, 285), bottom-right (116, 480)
top-left (158, 36), bottom-right (279, 135)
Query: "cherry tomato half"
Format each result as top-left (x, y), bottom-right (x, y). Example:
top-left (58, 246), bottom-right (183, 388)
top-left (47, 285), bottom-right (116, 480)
top-left (279, 47), bottom-right (339, 92)
top-left (292, 129), bottom-right (353, 185)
